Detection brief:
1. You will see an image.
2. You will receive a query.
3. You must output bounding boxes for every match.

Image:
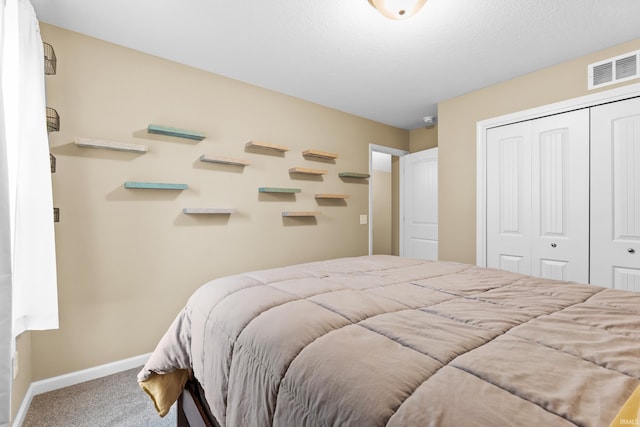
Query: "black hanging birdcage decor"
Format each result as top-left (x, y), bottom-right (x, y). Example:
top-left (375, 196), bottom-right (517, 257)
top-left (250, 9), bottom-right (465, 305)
top-left (43, 42), bottom-right (57, 75)
top-left (46, 107), bottom-right (59, 132)
top-left (50, 154), bottom-right (56, 173)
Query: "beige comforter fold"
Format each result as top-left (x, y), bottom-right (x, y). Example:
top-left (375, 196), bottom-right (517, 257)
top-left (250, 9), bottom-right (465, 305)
top-left (138, 255), bottom-right (640, 426)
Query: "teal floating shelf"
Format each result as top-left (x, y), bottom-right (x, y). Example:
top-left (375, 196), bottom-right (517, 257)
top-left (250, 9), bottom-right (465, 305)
top-left (147, 124), bottom-right (206, 141)
top-left (199, 154), bottom-right (250, 166)
top-left (339, 172), bottom-right (370, 179)
top-left (258, 187), bottom-right (301, 194)
top-left (124, 181), bottom-right (188, 190)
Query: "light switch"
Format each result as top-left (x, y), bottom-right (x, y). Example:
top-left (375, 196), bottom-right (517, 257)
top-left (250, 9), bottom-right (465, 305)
top-left (360, 214), bottom-right (368, 225)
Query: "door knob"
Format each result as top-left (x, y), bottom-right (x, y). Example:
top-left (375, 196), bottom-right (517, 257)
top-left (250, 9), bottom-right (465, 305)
top-left (551, 243), bottom-right (557, 248)
top-left (629, 248), bottom-right (636, 254)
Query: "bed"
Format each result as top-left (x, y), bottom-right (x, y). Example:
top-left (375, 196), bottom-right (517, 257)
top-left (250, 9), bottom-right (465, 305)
top-left (138, 255), bottom-right (640, 426)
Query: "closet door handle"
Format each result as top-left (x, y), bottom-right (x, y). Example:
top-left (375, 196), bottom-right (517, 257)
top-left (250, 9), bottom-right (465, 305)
top-left (551, 243), bottom-right (557, 248)
top-left (628, 248), bottom-right (636, 254)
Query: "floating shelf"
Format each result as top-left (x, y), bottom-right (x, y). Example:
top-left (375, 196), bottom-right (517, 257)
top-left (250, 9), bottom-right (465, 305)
top-left (199, 154), bottom-right (250, 166)
top-left (289, 167), bottom-right (328, 175)
top-left (303, 149), bottom-right (338, 160)
top-left (124, 181), bottom-right (188, 190)
top-left (246, 140), bottom-right (290, 152)
top-left (315, 194), bottom-right (350, 199)
top-left (147, 124), bottom-right (206, 141)
top-left (43, 42), bottom-right (56, 75)
top-left (282, 211), bottom-right (320, 217)
top-left (259, 187), bottom-right (301, 194)
top-left (339, 172), bottom-right (370, 179)
top-left (74, 137), bottom-right (148, 153)
top-left (183, 208), bottom-right (236, 215)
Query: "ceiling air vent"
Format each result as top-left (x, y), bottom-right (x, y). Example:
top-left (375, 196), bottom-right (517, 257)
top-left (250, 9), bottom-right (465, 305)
top-left (588, 50), bottom-right (640, 90)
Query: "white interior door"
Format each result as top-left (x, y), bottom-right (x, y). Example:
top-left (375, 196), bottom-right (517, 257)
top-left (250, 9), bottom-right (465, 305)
top-left (401, 148), bottom-right (438, 259)
top-left (591, 97), bottom-right (640, 290)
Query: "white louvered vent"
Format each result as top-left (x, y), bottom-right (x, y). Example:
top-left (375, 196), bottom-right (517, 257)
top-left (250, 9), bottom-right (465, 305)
top-left (588, 50), bottom-right (640, 90)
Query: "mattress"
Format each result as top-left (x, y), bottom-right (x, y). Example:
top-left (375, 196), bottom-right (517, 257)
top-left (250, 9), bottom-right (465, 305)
top-left (138, 255), bottom-right (640, 426)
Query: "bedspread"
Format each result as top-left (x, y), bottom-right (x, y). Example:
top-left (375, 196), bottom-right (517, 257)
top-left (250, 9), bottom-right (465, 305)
top-left (138, 255), bottom-right (640, 426)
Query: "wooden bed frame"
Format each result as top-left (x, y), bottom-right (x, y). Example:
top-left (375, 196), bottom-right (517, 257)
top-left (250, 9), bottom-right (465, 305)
top-left (177, 380), bottom-right (220, 427)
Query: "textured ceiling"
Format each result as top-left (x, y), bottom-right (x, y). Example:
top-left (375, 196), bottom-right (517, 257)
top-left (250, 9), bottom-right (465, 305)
top-left (30, 0), bottom-right (640, 130)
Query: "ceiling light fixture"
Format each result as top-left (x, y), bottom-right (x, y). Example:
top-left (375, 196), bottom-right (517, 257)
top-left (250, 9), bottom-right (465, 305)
top-left (368, 0), bottom-right (427, 20)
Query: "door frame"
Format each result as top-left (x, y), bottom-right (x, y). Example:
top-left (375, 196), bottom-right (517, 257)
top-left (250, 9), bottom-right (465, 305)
top-left (476, 82), bottom-right (640, 267)
top-left (368, 144), bottom-right (409, 255)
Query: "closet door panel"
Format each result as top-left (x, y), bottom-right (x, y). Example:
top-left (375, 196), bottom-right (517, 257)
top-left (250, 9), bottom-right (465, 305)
top-left (530, 110), bottom-right (590, 283)
top-left (591, 97), bottom-right (640, 290)
top-left (486, 122), bottom-right (532, 274)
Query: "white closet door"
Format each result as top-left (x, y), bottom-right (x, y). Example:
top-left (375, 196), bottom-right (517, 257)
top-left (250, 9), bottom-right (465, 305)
top-left (530, 110), bottom-right (590, 283)
top-left (487, 110), bottom-right (589, 282)
top-left (486, 122), bottom-right (532, 274)
top-left (591, 97), bottom-right (640, 291)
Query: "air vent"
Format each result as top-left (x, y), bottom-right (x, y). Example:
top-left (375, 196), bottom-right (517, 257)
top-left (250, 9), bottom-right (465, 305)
top-left (588, 50), bottom-right (640, 90)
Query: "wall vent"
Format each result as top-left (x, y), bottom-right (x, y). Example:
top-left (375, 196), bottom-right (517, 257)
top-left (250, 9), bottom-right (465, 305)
top-left (588, 50), bottom-right (640, 90)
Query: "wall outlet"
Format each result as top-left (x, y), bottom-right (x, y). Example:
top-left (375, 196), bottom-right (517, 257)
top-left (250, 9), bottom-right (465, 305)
top-left (13, 351), bottom-right (18, 379)
top-left (359, 214), bottom-right (368, 225)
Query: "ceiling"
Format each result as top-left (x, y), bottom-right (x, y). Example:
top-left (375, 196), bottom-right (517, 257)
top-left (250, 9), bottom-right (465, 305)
top-left (30, 0), bottom-right (640, 130)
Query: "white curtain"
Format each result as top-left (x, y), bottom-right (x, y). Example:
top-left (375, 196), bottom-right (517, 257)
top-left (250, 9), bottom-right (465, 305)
top-left (1, 0), bottom-right (59, 423)
top-left (0, 1), bottom-right (12, 424)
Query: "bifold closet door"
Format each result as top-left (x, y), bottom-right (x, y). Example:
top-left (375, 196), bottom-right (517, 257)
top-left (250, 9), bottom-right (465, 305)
top-left (591, 97), bottom-right (640, 291)
top-left (486, 122), bottom-right (532, 274)
top-left (486, 109), bottom-right (589, 282)
top-left (530, 111), bottom-right (589, 283)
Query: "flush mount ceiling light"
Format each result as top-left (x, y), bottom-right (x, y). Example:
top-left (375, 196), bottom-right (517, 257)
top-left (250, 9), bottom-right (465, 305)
top-left (368, 0), bottom-right (427, 20)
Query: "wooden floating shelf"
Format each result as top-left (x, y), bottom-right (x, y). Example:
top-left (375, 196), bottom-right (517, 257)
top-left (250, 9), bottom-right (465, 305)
top-left (259, 187), bottom-right (301, 194)
top-left (315, 194), bottom-right (350, 199)
top-left (147, 124), bottom-right (206, 141)
top-left (339, 172), bottom-right (370, 179)
top-left (183, 208), bottom-right (236, 215)
top-left (74, 137), bottom-right (148, 153)
top-left (282, 211), bottom-right (320, 217)
top-left (303, 149), bottom-right (338, 160)
top-left (199, 154), bottom-right (250, 166)
top-left (246, 140), bottom-right (290, 152)
top-left (124, 182), bottom-right (188, 190)
top-left (289, 167), bottom-right (328, 175)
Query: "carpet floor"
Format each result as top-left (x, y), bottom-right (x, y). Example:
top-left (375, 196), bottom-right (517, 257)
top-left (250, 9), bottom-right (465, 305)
top-left (22, 366), bottom-right (176, 427)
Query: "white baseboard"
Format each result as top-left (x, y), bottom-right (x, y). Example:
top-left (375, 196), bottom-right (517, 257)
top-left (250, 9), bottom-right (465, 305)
top-left (12, 353), bottom-right (151, 427)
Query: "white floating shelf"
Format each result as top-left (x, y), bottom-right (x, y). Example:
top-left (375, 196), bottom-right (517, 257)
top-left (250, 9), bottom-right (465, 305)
top-left (199, 154), bottom-right (251, 166)
top-left (74, 137), bottom-right (148, 153)
top-left (183, 208), bottom-right (237, 215)
top-left (282, 211), bottom-right (320, 217)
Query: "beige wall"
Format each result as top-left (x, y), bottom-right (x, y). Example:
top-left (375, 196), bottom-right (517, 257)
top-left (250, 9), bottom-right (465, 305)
top-left (25, 23), bottom-right (408, 389)
top-left (372, 170), bottom-right (392, 254)
top-left (436, 38), bottom-right (640, 264)
top-left (391, 157), bottom-right (400, 256)
top-left (409, 125), bottom-right (438, 152)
